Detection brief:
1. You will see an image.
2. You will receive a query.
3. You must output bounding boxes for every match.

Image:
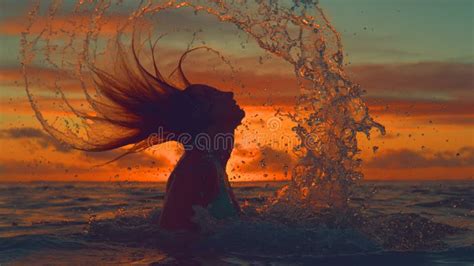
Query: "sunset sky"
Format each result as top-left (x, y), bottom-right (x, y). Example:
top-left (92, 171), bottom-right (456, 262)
top-left (0, 0), bottom-right (473, 182)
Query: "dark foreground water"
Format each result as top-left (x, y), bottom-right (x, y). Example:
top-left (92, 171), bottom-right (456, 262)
top-left (0, 181), bottom-right (473, 265)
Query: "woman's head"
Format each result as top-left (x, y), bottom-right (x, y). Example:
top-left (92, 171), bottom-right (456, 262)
top-left (181, 84), bottom-right (245, 131)
top-left (86, 43), bottom-right (244, 153)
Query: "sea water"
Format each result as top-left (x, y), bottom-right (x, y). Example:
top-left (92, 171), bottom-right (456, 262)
top-left (0, 181), bottom-right (473, 265)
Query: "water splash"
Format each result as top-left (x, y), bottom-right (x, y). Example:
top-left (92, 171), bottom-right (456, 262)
top-left (21, 0), bottom-right (384, 210)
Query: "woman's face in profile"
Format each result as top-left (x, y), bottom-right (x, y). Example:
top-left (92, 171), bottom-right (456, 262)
top-left (184, 85), bottom-right (245, 128)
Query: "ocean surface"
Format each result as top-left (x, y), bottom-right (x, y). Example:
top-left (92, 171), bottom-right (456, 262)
top-left (0, 181), bottom-right (473, 265)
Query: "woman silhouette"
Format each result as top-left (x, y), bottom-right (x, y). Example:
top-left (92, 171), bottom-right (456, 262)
top-left (157, 84), bottom-right (244, 231)
top-left (52, 42), bottom-right (245, 231)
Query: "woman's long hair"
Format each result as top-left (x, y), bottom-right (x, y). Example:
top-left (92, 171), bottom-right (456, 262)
top-left (88, 39), bottom-right (183, 148)
top-left (34, 36), bottom-right (205, 164)
top-left (25, 32), bottom-right (224, 164)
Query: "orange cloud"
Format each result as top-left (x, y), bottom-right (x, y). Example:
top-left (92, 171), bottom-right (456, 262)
top-left (0, 127), bottom-right (72, 153)
top-left (236, 145), bottom-right (294, 174)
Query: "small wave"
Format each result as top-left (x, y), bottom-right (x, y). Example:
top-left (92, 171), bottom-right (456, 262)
top-left (62, 203), bottom-right (129, 213)
top-left (74, 197), bottom-right (92, 202)
top-left (33, 184), bottom-right (76, 191)
top-left (411, 198), bottom-right (473, 210)
top-left (123, 188), bottom-right (161, 197)
top-left (30, 220), bottom-right (87, 227)
top-left (147, 194), bottom-right (165, 200)
top-left (410, 188), bottom-right (432, 194)
top-left (0, 234), bottom-right (88, 263)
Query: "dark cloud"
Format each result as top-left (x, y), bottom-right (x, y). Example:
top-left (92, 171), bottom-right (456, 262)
top-left (0, 159), bottom-right (91, 176)
top-left (348, 62), bottom-right (474, 98)
top-left (0, 128), bottom-right (170, 167)
top-left (239, 146), bottom-right (295, 173)
top-left (0, 127), bottom-right (44, 138)
top-left (82, 150), bottom-right (170, 169)
top-left (425, 116), bottom-right (474, 125)
top-left (364, 98), bottom-right (474, 116)
top-left (366, 147), bottom-right (474, 169)
top-left (0, 127), bottom-right (72, 153)
top-left (0, 149), bottom-right (170, 180)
